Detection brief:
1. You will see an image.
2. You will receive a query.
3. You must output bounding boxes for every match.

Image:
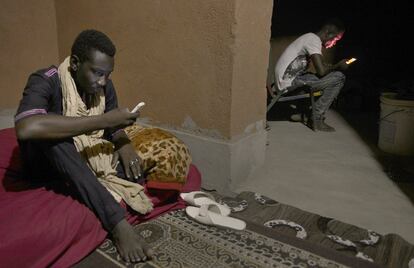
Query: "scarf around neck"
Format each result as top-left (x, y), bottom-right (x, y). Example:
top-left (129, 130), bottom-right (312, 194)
top-left (58, 56), bottom-right (153, 214)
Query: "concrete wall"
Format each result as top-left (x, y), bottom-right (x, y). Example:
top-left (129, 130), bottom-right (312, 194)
top-left (230, 0), bottom-right (272, 138)
top-left (0, 0), bottom-right (59, 109)
top-left (0, 0), bottom-right (272, 140)
top-left (55, 0), bottom-right (233, 139)
top-left (1, 0), bottom-right (273, 193)
top-left (54, 0), bottom-right (271, 141)
top-left (54, 1), bottom-right (273, 192)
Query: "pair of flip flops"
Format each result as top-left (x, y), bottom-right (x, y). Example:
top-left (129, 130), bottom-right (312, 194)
top-left (180, 191), bottom-right (246, 231)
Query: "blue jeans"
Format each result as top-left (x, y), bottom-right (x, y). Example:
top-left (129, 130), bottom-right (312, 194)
top-left (292, 71), bottom-right (345, 119)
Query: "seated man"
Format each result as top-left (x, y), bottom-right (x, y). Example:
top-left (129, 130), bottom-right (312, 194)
top-left (15, 29), bottom-right (154, 263)
top-left (273, 18), bottom-right (351, 132)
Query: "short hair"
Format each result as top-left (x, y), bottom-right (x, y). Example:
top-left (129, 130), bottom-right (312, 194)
top-left (321, 18), bottom-right (345, 33)
top-left (71, 29), bottom-right (116, 62)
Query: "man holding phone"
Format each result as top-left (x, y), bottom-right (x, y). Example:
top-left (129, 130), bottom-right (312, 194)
top-left (273, 18), bottom-right (354, 132)
top-left (15, 29), bottom-right (154, 262)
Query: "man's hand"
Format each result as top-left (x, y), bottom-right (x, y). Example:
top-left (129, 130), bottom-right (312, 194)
top-left (335, 59), bottom-right (349, 71)
top-left (266, 85), bottom-right (276, 98)
top-left (103, 108), bottom-right (140, 129)
top-left (112, 143), bottom-right (143, 181)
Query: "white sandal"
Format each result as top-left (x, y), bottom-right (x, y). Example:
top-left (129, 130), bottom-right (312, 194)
top-left (180, 191), bottom-right (231, 216)
top-left (186, 204), bottom-right (246, 231)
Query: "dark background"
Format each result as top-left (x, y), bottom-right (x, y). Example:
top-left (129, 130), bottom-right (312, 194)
top-left (268, 0), bottom-right (414, 185)
top-left (271, 0), bottom-right (414, 112)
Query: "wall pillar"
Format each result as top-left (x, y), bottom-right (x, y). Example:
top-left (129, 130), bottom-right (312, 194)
top-left (54, 0), bottom-right (273, 193)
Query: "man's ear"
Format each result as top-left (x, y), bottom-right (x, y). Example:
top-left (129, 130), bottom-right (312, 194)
top-left (70, 55), bottom-right (80, 72)
top-left (323, 29), bottom-right (331, 38)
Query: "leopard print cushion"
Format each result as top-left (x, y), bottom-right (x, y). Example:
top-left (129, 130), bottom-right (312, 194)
top-left (124, 124), bottom-right (192, 189)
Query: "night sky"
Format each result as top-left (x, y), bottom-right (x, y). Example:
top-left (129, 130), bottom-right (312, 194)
top-left (271, 0), bottom-right (413, 108)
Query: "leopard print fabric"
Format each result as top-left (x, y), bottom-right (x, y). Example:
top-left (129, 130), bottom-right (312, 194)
top-left (124, 124), bottom-right (192, 187)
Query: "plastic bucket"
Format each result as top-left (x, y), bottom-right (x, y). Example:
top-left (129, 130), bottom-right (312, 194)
top-left (378, 92), bottom-right (414, 156)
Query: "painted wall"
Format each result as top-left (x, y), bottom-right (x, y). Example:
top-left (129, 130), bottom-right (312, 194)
top-left (0, 0), bottom-right (272, 140)
top-left (55, 0), bottom-right (272, 140)
top-left (0, 0), bottom-right (59, 109)
top-left (230, 0), bottom-right (272, 138)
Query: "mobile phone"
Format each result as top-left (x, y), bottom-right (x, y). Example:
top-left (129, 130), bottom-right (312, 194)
top-left (131, 102), bottom-right (145, 113)
top-left (346, 58), bottom-right (357, 64)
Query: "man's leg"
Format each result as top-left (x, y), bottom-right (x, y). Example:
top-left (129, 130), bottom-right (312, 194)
top-left (293, 71), bottom-right (345, 131)
top-left (294, 71), bottom-right (345, 117)
top-left (32, 139), bottom-right (153, 262)
top-left (38, 139), bottom-right (125, 230)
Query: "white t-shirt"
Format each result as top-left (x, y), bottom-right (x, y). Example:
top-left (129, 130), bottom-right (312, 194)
top-left (274, 33), bottom-right (322, 90)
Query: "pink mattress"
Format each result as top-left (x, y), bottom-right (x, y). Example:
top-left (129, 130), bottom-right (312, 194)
top-left (0, 128), bottom-right (201, 267)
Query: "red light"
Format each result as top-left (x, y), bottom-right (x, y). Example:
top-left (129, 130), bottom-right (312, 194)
top-left (325, 32), bottom-right (344, 48)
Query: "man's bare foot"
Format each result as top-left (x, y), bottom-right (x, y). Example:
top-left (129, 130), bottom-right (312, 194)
top-left (111, 219), bottom-right (154, 263)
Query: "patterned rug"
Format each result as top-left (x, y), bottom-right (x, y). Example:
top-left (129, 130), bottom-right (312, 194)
top-left (75, 191), bottom-right (414, 268)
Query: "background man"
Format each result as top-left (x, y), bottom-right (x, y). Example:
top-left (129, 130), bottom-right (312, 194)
top-left (274, 18), bottom-right (351, 131)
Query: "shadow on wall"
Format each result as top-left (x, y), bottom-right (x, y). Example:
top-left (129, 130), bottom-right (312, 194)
top-left (266, 36), bottom-right (296, 87)
top-left (266, 37), bottom-right (337, 88)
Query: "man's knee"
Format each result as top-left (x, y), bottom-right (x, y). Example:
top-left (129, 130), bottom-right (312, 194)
top-left (38, 138), bottom-right (75, 154)
top-left (330, 71), bottom-right (346, 86)
top-left (39, 139), bottom-right (93, 178)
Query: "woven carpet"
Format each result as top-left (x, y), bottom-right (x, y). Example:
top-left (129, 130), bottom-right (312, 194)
top-left (75, 191), bottom-right (414, 268)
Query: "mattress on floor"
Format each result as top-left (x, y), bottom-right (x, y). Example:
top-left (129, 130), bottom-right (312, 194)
top-left (0, 127), bottom-right (202, 268)
top-left (76, 191), bottom-right (414, 268)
